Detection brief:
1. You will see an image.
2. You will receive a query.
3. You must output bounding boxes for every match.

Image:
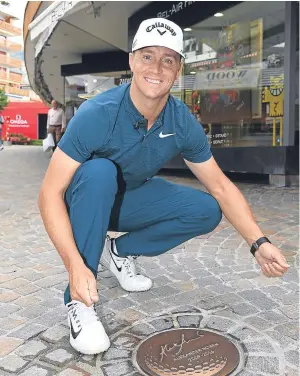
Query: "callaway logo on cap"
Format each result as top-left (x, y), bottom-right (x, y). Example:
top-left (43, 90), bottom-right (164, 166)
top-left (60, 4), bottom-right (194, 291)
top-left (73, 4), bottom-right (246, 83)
top-left (132, 18), bottom-right (184, 58)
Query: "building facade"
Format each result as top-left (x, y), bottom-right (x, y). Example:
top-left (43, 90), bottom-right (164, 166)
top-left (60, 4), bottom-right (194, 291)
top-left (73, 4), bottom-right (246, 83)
top-left (0, 5), bottom-right (30, 100)
top-left (24, 1), bottom-right (299, 185)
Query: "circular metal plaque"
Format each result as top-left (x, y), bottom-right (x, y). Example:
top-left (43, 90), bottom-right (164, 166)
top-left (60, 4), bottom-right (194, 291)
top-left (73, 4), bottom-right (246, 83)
top-left (135, 328), bottom-right (240, 376)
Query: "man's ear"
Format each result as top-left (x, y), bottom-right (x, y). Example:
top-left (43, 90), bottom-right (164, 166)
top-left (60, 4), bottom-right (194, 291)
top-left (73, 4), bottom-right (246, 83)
top-left (176, 60), bottom-right (183, 80)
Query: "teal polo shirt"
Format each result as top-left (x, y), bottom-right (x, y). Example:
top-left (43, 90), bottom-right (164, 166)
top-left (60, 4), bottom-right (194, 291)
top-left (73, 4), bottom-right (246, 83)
top-left (58, 83), bottom-right (212, 190)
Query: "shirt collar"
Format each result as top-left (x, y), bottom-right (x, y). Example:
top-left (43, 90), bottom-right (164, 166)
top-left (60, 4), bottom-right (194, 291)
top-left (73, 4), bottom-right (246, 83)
top-left (123, 83), bottom-right (167, 126)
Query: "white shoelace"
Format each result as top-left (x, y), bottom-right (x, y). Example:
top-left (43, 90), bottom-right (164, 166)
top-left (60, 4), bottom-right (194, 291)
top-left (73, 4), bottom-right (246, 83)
top-left (67, 300), bottom-right (99, 326)
top-left (123, 256), bottom-right (137, 278)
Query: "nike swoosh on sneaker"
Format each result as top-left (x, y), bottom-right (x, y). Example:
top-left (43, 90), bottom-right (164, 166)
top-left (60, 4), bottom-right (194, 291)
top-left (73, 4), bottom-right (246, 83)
top-left (70, 318), bottom-right (82, 339)
top-left (159, 131), bottom-right (176, 138)
top-left (110, 251), bottom-right (122, 272)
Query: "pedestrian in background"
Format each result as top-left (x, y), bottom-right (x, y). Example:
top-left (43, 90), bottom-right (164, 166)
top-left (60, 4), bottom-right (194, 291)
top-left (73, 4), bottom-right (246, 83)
top-left (47, 100), bottom-right (65, 151)
top-left (0, 113), bottom-right (4, 151)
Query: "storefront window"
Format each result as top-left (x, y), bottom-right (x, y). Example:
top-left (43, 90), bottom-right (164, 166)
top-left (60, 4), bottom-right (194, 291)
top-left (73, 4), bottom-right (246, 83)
top-left (179, 2), bottom-right (286, 147)
top-left (64, 72), bottom-right (131, 125)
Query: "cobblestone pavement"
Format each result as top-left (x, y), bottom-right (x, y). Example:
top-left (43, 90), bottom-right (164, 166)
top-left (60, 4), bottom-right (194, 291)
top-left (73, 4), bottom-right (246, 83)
top-left (0, 146), bottom-right (299, 376)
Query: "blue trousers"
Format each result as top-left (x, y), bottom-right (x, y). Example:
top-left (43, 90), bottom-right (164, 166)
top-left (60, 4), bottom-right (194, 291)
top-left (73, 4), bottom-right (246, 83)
top-left (64, 159), bottom-right (222, 304)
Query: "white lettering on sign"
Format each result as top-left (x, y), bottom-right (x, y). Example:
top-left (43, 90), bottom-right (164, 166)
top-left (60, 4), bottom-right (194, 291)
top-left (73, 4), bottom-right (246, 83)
top-left (157, 1), bottom-right (195, 19)
top-left (194, 68), bottom-right (260, 90)
top-left (51, 1), bottom-right (74, 24)
top-left (120, 78), bottom-right (132, 85)
top-left (10, 114), bottom-right (29, 128)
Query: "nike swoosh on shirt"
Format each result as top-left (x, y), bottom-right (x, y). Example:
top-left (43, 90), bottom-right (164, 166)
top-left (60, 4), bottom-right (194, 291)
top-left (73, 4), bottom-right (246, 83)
top-left (70, 318), bottom-right (82, 339)
top-left (159, 131), bottom-right (176, 138)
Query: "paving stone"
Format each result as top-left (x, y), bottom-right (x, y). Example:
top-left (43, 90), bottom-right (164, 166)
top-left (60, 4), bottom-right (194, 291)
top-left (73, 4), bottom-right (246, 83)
top-left (148, 317), bottom-right (174, 331)
top-left (128, 290), bottom-right (156, 303)
top-left (102, 347), bottom-right (132, 361)
top-left (229, 326), bottom-right (261, 341)
top-left (18, 304), bottom-right (47, 319)
top-left (278, 305), bottom-right (299, 320)
top-left (259, 310), bottom-right (291, 324)
top-left (18, 365), bottom-right (55, 376)
top-left (15, 339), bottom-right (48, 357)
top-left (15, 284), bottom-right (41, 296)
top-left (246, 355), bottom-right (280, 374)
top-left (34, 274), bottom-right (68, 288)
top-left (238, 271), bottom-right (259, 279)
top-left (239, 289), bottom-right (279, 310)
top-left (231, 302), bottom-right (259, 316)
top-left (33, 312), bottom-right (66, 327)
top-left (0, 317), bottom-right (26, 331)
top-left (285, 350), bottom-right (299, 368)
top-left (112, 333), bottom-right (141, 349)
top-left (152, 275), bottom-right (172, 286)
top-left (284, 367), bottom-right (299, 376)
top-left (0, 336), bottom-right (24, 356)
top-left (40, 324), bottom-right (69, 343)
top-left (101, 316), bottom-right (128, 336)
top-left (177, 315), bottom-right (202, 328)
top-left (0, 290), bottom-right (20, 302)
top-left (243, 317), bottom-right (270, 331)
top-left (244, 339), bottom-right (276, 354)
top-left (14, 295), bottom-right (42, 307)
top-left (206, 316), bottom-right (235, 332)
top-left (105, 297), bottom-right (134, 311)
top-left (273, 322), bottom-right (299, 341)
top-left (128, 323), bottom-right (157, 337)
top-left (102, 360), bottom-right (135, 376)
top-left (56, 368), bottom-right (87, 376)
top-left (0, 303), bottom-right (21, 317)
top-left (115, 308), bottom-right (146, 324)
top-left (10, 323), bottom-right (46, 340)
top-left (151, 285), bottom-right (180, 298)
top-left (0, 354), bottom-right (29, 373)
top-left (0, 278), bottom-right (30, 289)
top-left (265, 329), bottom-right (298, 348)
top-left (42, 348), bottom-right (76, 366)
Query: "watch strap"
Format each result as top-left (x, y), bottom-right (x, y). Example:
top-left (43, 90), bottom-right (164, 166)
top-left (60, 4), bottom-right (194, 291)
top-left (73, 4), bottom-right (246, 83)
top-left (250, 236), bottom-right (271, 256)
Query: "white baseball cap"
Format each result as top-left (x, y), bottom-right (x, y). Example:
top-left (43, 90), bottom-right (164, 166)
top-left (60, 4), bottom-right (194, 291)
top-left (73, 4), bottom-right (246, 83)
top-left (132, 18), bottom-right (184, 58)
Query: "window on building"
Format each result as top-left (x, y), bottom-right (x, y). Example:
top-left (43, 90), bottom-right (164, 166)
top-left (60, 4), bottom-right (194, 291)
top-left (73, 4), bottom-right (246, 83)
top-left (178, 1), bottom-right (286, 147)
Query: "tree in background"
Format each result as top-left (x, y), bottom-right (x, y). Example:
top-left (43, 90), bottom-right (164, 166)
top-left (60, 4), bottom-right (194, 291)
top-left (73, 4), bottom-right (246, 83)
top-left (0, 88), bottom-right (8, 110)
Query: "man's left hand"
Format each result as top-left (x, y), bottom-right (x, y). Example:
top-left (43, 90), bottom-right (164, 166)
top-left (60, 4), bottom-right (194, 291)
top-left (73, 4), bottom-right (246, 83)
top-left (255, 242), bottom-right (289, 278)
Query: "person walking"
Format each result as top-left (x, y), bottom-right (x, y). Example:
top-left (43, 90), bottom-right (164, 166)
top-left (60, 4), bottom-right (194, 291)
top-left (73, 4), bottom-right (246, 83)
top-left (47, 100), bottom-right (65, 151)
top-left (0, 113), bottom-right (4, 151)
top-left (38, 18), bottom-right (289, 355)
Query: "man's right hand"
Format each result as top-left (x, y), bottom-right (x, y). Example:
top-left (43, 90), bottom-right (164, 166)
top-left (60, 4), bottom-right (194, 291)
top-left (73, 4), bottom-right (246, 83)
top-left (69, 263), bottom-right (99, 307)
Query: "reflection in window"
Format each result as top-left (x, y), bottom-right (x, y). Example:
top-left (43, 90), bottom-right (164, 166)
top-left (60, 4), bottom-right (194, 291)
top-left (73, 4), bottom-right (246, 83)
top-left (173, 2), bottom-right (286, 147)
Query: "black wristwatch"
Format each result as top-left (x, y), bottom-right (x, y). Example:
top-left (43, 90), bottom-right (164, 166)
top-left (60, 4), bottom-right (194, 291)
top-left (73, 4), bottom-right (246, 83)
top-left (250, 236), bottom-right (271, 257)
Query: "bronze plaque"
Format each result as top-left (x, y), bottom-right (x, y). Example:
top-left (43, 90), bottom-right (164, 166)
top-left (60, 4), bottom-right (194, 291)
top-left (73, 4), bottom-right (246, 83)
top-left (136, 329), bottom-right (240, 376)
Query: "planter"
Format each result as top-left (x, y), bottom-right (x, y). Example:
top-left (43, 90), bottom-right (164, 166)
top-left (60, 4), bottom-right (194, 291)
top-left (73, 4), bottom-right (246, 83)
top-left (3, 140), bottom-right (12, 146)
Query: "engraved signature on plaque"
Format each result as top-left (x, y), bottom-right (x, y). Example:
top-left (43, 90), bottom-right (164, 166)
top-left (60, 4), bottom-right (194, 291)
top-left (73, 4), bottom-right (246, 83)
top-left (160, 331), bottom-right (204, 361)
top-left (136, 328), bottom-right (240, 376)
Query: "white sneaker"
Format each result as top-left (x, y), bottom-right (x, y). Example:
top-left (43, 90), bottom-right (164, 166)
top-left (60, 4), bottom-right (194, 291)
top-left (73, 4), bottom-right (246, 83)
top-left (0, 145), bottom-right (4, 151)
top-left (101, 237), bottom-right (153, 292)
top-left (66, 300), bottom-right (110, 355)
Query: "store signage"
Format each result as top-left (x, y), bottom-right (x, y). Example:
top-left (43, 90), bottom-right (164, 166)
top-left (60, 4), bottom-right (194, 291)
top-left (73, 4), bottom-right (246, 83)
top-left (114, 77), bottom-right (132, 86)
top-left (9, 114), bottom-right (29, 128)
top-left (30, 0), bottom-right (88, 41)
top-left (157, 1), bottom-right (196, 19)
top-left (194, 67), bottom-right (260, 90)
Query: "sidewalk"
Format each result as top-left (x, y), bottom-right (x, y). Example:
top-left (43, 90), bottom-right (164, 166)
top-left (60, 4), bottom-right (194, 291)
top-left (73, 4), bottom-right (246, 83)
top-left (0, 146), bottom-right (299, 376)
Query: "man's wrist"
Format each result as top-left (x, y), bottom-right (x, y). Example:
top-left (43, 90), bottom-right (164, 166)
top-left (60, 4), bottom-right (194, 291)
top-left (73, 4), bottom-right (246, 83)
top-left (250, 236), bottom-right (271, 257)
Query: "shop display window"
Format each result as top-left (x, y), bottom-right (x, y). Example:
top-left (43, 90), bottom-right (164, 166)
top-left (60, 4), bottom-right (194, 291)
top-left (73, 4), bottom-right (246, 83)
top-left (177, 2), bottom-right (286, 147)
